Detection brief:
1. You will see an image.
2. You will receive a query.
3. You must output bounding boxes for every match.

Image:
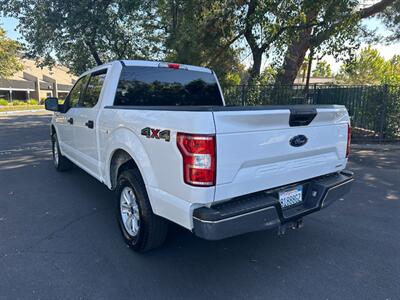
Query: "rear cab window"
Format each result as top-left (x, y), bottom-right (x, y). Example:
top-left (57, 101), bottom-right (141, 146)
top-left (114, 66), bottom-right (223, 106)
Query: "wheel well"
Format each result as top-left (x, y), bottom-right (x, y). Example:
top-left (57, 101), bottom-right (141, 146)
top-left (109, 149), bottom-right (140, 190)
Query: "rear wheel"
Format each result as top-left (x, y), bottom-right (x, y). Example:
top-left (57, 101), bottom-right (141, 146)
top-left (116, 169), bottom-right (168, 252)
top-left (52, 133), bottom-right (73, 171)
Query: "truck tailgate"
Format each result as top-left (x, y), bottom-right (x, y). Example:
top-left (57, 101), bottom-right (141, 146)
top-left (213, 106), bottom-right (349, 201)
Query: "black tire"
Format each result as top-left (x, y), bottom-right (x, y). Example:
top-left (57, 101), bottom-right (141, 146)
top-left (116, 169), bottom-right (168, 252)
top-left (52, 133), bottom-right (73, 171)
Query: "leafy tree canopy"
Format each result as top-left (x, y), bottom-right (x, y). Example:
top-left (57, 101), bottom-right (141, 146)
top-left (226, 0), bottom-right (383, 83)
top-left (380, 0), bottom-right (400, 41)
top-left (313, 60), bottom-right (332, 77)
top-left (1, 0), bottom-right (245, 84)
top-left (273, 0), bottom-right (396, 84)
top-left (0, 0), bottom-right (396, 85)
top-left (156, 0), bottom-right (244, 85)
top-left (0, 0), bottom-right (165, 74)
top-left (336, 45), bottom-right (400, 84)
top-left (0, 26), bottom-right (22, 78)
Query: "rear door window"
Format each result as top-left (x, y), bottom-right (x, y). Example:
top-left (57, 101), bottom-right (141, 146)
top-left (114, 66), bottom-right (223, 106)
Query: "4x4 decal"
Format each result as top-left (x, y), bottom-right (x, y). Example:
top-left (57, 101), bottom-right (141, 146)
top-left (141, 127), bottom-right (171, 142)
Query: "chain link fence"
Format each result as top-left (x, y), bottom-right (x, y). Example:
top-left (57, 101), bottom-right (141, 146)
top-left (222, 84), bottom-right (400, 143)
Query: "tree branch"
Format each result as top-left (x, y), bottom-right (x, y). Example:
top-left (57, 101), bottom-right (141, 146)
top-left (207, 30), bottom-right (244, 66)
top-left (314, 0), bottom-right (395, 46)
top-left (243, 0), bottom-right (259, 53)
top-left (85, 40), bottom-right (103, 65)
top-left (359, 0), bottom-right (395, 18)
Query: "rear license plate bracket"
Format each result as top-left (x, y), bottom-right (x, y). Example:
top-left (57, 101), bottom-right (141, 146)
top-left (279, 186), bottom-right (303, 208)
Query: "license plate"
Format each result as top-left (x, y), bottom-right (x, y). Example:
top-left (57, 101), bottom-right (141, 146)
top-left (279, 186), bottom-right (303, 208)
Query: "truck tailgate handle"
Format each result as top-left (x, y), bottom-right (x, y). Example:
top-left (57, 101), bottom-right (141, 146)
top-left (67, 117), bottom-right (73, 125)
top-left (289, 108), bottom-right (317, 127)
top-left (85, 120), bottom-right (94, 129)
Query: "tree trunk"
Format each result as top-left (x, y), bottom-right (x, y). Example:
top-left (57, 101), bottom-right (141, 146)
top-left (243, 0), bottom-right (262, 83)
top-left (248, 49), bottom-right (263, 82)
top-left (85, 41), bottom-right (103, 66)
top-left (275, 31), bottom-right (311, 85)
top-left (90, 47), bottom-right (103, 66)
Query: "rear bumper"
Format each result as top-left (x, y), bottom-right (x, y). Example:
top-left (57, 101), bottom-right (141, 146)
top-left (193, 170), bottom-right (354, 240)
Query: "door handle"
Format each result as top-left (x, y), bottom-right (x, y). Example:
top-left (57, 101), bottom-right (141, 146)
top-left (85, 120), bottom-right (94, 129)
top-left (67, 117), bottom-right (73, 125)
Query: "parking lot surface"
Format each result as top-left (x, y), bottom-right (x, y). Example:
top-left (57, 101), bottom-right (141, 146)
top-left (1, 113), bottom-right (399, 300)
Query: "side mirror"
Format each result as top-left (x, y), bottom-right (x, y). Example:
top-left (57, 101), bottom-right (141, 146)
top-left (45, 97), bottom-right (60, 112)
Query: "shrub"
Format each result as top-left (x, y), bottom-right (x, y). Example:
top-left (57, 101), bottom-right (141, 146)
top-left (27, 99), bottom-right (38, 105)
top-left (12, 100), bottom-right (26, 106)
top-left (0, 99), bottom-right (9, 106)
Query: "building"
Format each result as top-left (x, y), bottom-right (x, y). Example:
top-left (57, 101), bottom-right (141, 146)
top-left (0, 58), bottom-right (77, 102)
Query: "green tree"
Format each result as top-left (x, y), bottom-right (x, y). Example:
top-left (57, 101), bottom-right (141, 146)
top-left (385, 55), bottom-right (400, 84)
top-left (0, 27), bottom-right (22, 78)
top-left (336, 46), bottom-right (397, 84)
top-left (275, 0), bottom-right (395, 85)
top-left (313, 60), bottom-right (332, 77)
top-left (212, 0), bottom-right (394, 83)
top-left (1, 0), bottom-right (164, 74)
top-left (157, 0), bottom-right (244, 85)
top-left (381, 0), bottom-right (400, 41)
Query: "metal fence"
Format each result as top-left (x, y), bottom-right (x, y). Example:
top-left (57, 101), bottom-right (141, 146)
top-left (222, 84), bottom-right (400, 143)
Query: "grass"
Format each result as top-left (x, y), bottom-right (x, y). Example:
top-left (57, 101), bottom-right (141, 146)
top-left (0, 105), bottom-right (45, 113)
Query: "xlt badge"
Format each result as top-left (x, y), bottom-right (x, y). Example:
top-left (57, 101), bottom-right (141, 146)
top-left (141, 127), bottom-right (171, 142)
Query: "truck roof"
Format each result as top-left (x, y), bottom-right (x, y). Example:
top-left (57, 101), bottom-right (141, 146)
top-left (119, 60), bottom-right (213, 74)
top-left (80, 60), bottom-right (213, 78)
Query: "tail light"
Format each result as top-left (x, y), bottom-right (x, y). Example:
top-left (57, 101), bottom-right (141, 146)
top-left (167, 63), bottom-right (180, 69)
top-left (177, 133), bottom-right (216, 187)
top-left (346, 124), bottom-right (351, 158)
top-left (158, 62), bottom-right (187, 70)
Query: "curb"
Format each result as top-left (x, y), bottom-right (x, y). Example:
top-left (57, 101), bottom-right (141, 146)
top-left (0, 109), bottom-right (47, 116)
top-left (352, 143), bottom-right (400, 150)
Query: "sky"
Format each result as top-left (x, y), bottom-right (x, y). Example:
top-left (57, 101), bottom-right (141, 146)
top-left (1, 17), bottom-right (19, 40)
top-left (1, 15), bottom-right (400, 74)
top-left (324, 17), bottom-right (400, 73)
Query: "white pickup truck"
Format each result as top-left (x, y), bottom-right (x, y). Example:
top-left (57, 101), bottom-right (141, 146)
top-left (45, 60), bottom-right (353, 252)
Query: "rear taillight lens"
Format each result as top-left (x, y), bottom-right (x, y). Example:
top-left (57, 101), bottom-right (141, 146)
top-left (346, 124), bottom-right (351, 158)
top-left (167, 63), bottom-right (180, 69)
top-left (177, 133), bottom-right (216, 187)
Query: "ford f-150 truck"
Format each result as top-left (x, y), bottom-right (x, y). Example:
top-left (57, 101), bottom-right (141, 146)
top-left (45, 60), bottom-right (353, 252)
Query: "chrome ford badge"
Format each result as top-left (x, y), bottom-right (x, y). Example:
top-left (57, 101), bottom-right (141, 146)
top-left (290, 135), bottom-right (308, 147)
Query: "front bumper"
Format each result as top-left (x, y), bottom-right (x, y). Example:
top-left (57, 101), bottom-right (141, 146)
top-left (193, 170), bottom-right (354, 240)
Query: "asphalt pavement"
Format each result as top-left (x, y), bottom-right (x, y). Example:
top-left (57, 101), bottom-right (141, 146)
top-left (0, 113), bottom-right (399, 300)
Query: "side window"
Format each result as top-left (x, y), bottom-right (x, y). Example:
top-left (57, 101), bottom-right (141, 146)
top-left (67, 75), bottom-right (89, 108)
top-left (80, 70), bottom-right (107, 108)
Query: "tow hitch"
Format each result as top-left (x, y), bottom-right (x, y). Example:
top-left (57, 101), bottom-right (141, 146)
top-left (278, 219), bottom-right (304, 235)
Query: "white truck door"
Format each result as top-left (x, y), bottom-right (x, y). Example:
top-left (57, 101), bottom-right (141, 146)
top-left (72, 69), bottom-right (108, 177)
top-left (55, 75), bottom-right (89, 158)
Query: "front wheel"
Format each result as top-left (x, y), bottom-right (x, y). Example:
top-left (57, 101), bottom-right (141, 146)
top-left (116, 169), bottom-right (168, 252)
top-left (52, 133), bottom-right (73, 171)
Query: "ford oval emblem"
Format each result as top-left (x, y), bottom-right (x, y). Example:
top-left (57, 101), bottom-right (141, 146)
top-left (290, 135), bottom-right (308, 147)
